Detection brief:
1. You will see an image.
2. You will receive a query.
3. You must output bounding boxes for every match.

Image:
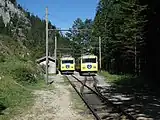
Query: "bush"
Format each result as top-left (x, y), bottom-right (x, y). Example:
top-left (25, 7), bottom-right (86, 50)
top-left (12, 66), bottom-right (37, 84)
top-left (0, 55), bottom-right (44, 85)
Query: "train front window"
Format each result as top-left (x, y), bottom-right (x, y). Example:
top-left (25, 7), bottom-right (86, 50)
top-left (62, 60), bottom-right (73, 64)
top-left (82, 58), bottom-right (96, 63)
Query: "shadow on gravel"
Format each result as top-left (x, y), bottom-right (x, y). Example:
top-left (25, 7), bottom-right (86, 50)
top-left (105, 76), bottom-right (160, 119)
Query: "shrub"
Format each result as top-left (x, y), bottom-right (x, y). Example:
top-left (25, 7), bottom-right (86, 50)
top-left (12, 66), bottom-right (37, 84)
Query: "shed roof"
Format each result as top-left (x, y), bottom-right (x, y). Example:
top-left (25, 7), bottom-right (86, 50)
top-left (36, 56), bottom-right (56, 63)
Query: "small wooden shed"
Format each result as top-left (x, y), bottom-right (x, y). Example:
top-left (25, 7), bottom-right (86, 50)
top-left (36, 56), bottom-right (58, 74)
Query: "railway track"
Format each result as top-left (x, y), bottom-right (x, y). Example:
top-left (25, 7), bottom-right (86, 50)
top-left (65, 74), bottom-right (136, 120)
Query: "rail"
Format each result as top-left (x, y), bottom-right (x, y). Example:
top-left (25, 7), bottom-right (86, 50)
top-left (66, 75), bottom-right (136, 120)
top-left (65, 75), bottom-right (101, 120)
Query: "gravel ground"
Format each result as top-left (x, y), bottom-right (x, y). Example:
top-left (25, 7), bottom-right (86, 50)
top-left (12, 75), bottom-right (93, 120)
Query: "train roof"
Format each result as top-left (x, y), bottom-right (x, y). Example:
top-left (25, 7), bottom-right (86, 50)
top-left (80, 55), bottom-right (97, 59)
top-left (61, 54), bottom-right (72, 57)
top-left (60, 57), bottom-right (75, 60)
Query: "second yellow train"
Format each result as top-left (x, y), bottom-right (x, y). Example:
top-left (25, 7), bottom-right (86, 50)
top-left (76, 54), bottom-right (98, 76)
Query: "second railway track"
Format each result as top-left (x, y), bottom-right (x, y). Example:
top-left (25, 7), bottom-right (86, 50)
top-left (65, 74), bottom-right (136, 120)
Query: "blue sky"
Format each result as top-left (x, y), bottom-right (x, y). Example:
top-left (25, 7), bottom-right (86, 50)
top-left (17, 0), bottom-right (99, 29)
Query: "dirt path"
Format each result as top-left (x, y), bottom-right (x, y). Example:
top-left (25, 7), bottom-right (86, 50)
top-left (12, 77), bottom-right (93, 120)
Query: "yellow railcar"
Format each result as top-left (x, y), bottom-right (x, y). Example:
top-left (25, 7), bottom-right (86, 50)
top-left (60, 56), bottom-right (75, 74)
top-left (76, 55), bottom-right (98, 76)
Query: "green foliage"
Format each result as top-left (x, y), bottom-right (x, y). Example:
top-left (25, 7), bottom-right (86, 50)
top-left (0, 52), bottom-right (50, 119)
top-left (12, 66), bottom-right (37, 84)
top-left (99, 71), bottom-right (133, 83)
top-left (65, 18), bottom-right (94, 58)
top-left (93, 0), bottom-right (147, 74)
top-left (17, 4), bottom-right (23, 11)
top-left (0, 3), bottom-right (59, 118)
top-left (0, 76), bottom-right (33, 119)
top-left (0, 57), bottom-right (34, 76)
top-left (0, 54), bottom-right (44, 119)
top-left (0, 55), bottom-right (53, 119)
top-left (0, 35), bottom-right (28, 57)
top-left (24, 14), bottom-right (58, 59)
top-left (0, 36), bottom-right (42, 85)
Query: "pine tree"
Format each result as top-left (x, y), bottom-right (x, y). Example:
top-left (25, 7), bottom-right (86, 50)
top-left (65, 18), bottom-right (93, 58)
top-left (93, 0), bottom-right (147, 74)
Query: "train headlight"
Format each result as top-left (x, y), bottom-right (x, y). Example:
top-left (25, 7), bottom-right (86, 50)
top-left (62, 67), bottom-right (64, 68)
top-left (94, 66), bottom-right (96, 68)
top-left (71, 66), bottom-right (73, 68)
top-left (83, 67), bottom-right (85, 69)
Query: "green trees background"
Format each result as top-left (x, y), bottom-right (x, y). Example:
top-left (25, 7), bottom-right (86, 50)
top-left (65, 18), bottom-right (94, 59)
top-left (65, 0), bottom-right (147, 74)
top-left (92, 0), bottom-right (147, 74)
top-left (1, 0), bottom-right (159, 82)
top-left (64, 0), bottom-right (159, 84)
top-left (92, 0), bottom-right (159, 83)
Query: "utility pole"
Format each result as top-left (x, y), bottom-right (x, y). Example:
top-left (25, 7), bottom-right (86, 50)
top-left (138, 58), bottom-right (141, 76)
top-left (134, 38), bottom-right (137, 75)
top-left (99, 36), bottom-right (102, 71)
top-left (55, 35), bottom-right (57, 74)
top-left (45, 7), bottom-right (49, 84)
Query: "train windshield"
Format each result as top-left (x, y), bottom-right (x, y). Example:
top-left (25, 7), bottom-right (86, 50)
top-left (82, 58), bottom-right (96, 63)
top-left (62, 60), bottom-right (73, 64)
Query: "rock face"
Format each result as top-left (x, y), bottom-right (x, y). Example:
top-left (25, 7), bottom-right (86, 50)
top-left (0, 0), bottom-right (30, 26)
top-left (0, 0), bottom-right (32, 56)
top-left (0, 0), bottom-right (31, 40)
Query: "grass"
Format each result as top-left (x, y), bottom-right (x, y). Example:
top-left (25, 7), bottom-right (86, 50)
top-left (0, 56), bottom-right (54, 119)
top-left (99, 71), bottom-right (131, 83)
top-left (0, 34), bottom-right (56, 119)
top-left (0, 75), bottom-right (54, 120)
top-left (24, 72), bottom-right (56, 91)
top-left (99, 71), bottom-right (147, 88)
top-left (0, 76), bottom-right (33, 120)
top-left (25, 78), bottom-right (55, 91)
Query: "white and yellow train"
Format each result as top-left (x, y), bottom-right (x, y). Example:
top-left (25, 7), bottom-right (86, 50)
top-left (76, 54), bottom-right (98, 76)
top-left (59, 55), bottom-right (75, 74)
